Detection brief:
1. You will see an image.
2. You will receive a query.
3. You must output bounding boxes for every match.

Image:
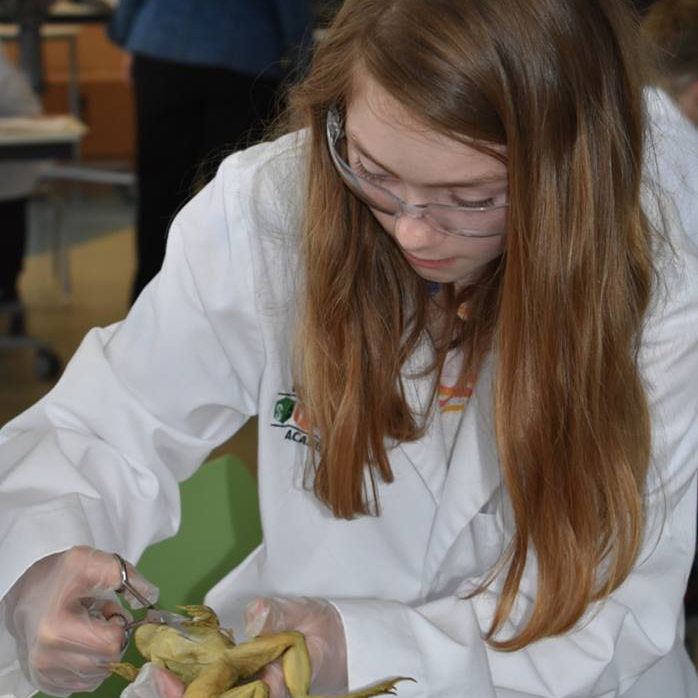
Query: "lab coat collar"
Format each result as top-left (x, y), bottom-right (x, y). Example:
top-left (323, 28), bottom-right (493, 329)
top-left (421, 353), bottom-right (503, 585)
top-left (396, 337), bottom-right (502, 587)
top-left (396, 335), bottom-right (449, 507)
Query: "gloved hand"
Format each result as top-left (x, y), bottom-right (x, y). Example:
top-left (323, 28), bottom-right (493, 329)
top-left (5, 545), bottom-right (159, 696)
top-left (243, 596), bottom-right (348, 697)
top-left (121, 663), bottom-right (184, 698)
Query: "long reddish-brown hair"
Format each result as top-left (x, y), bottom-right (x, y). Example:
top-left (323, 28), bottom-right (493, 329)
top-left (287, 0), bottom-right (655, 649)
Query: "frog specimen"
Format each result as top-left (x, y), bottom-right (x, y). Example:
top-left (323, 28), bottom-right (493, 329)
top-left (111, 604), bottom-right (412, 698)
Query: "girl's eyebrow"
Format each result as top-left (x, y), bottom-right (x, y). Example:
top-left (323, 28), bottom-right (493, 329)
top-left (348, 131), bottom-right (507, 189)
top-left (348, 132), bottom-right (400, 177)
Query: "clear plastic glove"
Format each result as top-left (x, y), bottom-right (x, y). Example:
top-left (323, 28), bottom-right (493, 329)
top-left (243, 596), bottom-right (348, 697)
top-left (5, 545), bottom-right (159, 697)
top-left (121, 663), bottom-right (184, 698)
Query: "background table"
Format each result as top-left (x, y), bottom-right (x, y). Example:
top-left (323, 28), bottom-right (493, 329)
top-left (0, 114), bottom-right (86, 159)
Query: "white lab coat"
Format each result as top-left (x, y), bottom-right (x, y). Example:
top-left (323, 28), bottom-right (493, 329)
top-left (645, 87), bottom-right (698, 249)
top-left (0, 126), bottom-right (697, 698)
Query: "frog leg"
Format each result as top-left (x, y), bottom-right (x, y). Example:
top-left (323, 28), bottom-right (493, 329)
top-left (222, 631), bottom-right (306, 683)
top-left (224, 632), bottom-right (412, 698)
top-left (218, 681), bottom-right (269, 698)
top-left (279, 639), bottom-right (412, 698)
top-left (182, 658), bottom-right (238, 698)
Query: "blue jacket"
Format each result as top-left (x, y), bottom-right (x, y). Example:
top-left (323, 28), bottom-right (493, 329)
top-left (108, 0), bottom-right (314, 79)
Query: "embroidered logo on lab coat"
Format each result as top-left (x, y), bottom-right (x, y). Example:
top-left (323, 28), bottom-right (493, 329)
top-left (271, 391), bottom-right (313, 446)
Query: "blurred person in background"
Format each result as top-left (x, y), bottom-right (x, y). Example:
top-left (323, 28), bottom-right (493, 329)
top-left (642, 0), bottom-right (698, 248)
top-left (644, 0), bottom-right (698, 126)
top-left (0, 46), bottom-right (42, 330)
top-left (108, 0), bottom-right (314, 303)
top-left (641, 0), bottom-right (698, 631)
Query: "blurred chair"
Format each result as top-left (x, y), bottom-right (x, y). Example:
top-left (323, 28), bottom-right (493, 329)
top-left (0, 113), bottom-right (87, 379)
top-left (33, 163), bottom-right (137, 297)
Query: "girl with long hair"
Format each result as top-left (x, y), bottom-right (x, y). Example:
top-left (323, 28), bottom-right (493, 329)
top-left (1, 1), bottom-right (697, 696)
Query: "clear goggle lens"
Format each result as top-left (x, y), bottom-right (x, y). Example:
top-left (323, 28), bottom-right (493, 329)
top-left (325, 108), bottom-right (508, 239)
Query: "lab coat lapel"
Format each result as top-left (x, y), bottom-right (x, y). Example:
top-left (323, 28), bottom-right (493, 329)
top-left (396, 336), bottom-right (449, 506)
top-left (422, 354), bottom-right (502, 584)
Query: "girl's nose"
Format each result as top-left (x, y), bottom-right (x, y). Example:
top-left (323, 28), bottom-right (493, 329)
top-left (393, 212), bottom-right (443, 252)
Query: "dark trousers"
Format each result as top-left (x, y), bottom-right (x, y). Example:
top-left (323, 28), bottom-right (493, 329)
top-left (0, 198), bottom-right (27, 301)
top-left (130, 54), bottom-right (280, 302)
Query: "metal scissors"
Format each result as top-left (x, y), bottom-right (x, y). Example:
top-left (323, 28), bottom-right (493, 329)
top-left (112, 552), bottom-right (186, 640)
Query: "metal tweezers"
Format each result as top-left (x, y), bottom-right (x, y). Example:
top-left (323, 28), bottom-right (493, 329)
top-left (113, 552), bottom-right (185, 634)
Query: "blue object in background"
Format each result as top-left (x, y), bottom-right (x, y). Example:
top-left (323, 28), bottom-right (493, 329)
top-left (108, 0), bottom-right (314, 80)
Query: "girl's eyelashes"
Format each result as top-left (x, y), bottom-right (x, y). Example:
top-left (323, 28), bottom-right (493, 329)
top-left (352, 154), bottom-right (500, 209)
top-left (352, 157), bottom-right (388, 182)
top-left (451, 194), bottom-right (496, 209)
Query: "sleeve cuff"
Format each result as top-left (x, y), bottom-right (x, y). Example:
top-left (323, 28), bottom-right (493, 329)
top-left (330, 597), bottom-right (495, 698)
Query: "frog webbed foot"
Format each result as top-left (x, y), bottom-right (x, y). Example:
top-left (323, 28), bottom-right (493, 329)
top-left (177, 604), bottom-right (235, 642)
top-left (177, 605), bottom-right (220, 629)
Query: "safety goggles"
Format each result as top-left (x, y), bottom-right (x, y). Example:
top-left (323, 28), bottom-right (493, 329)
top-left (325, 107), bottom-right (508, 239)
